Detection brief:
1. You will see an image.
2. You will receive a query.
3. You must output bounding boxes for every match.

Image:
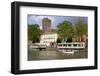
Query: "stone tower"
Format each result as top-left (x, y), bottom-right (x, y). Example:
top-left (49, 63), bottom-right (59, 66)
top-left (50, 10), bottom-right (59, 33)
top-left (42, 18), bottom-right (51, 34)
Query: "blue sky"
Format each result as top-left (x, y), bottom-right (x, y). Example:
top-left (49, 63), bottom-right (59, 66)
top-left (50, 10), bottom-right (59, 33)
top-left (28, 15), bottom-right (88, 29)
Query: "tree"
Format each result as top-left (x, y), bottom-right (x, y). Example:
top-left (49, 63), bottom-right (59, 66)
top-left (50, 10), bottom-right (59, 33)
top-left (75, 18), bottom-right (87, 41)
top-left (28, 24), bottom-right (41, 43)
top-left (57, 37), bottom-right (62, 43)
top-left (57, 21), bottom-right (74, 42)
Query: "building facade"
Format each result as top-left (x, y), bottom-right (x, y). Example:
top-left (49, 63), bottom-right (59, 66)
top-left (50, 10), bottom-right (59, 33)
top-left (40, 33), bottom-right (57, 46)
top-left (40, 18), bottom-right (58, 46)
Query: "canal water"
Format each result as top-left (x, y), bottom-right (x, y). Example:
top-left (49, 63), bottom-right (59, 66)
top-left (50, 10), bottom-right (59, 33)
top-left (28, 47), bottom-right (88, 61)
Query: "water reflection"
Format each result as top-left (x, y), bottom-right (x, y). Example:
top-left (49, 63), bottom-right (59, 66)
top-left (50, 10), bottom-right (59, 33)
top-left (28, 47), bottom-right (87, 61)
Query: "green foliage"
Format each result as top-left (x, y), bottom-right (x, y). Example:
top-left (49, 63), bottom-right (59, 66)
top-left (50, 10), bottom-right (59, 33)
top-left (28, 24), bottom-right (41, 42)
top-left (75, 18), bottom-right (87, 37)
top-left (57, 37), bottom-right (62, 43)
top-left (57, 21), bottom-right (74, 42)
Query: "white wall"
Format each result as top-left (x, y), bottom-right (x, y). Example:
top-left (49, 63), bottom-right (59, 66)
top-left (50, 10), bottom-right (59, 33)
top-left (0, 0), bottom-right (99, 76)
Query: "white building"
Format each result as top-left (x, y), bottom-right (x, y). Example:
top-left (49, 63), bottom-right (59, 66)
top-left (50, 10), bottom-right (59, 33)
top-left (40, 33), bottom-right (58, 46)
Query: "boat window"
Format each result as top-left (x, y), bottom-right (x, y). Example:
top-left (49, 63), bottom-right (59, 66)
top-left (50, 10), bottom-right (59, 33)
top-left (73, 44), bottom-right (77, 46)
top-left (68, 44), bottom-right (71, 46)
top-left (80, 44), bottom-right (83, 46)
top-left (59, 44), bottom-right (62, 46)
top-left (64, 44), bottom-right (67, 46)
top-left (78, 44), bottom-right (80, 46)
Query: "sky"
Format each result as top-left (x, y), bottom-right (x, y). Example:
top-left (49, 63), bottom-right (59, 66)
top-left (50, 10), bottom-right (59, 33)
top-left (28, 15), bottom-right (88, 29)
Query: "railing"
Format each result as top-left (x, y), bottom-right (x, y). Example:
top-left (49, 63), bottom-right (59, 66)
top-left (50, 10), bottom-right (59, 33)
top-left (57, 42), bottom-right (85, 49)
top-left (29, 43), bottom-right (47, 49)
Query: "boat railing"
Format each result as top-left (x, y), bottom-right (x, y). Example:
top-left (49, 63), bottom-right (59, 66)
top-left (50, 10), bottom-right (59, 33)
top-left (57, 42), bottom-right (85, 49)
